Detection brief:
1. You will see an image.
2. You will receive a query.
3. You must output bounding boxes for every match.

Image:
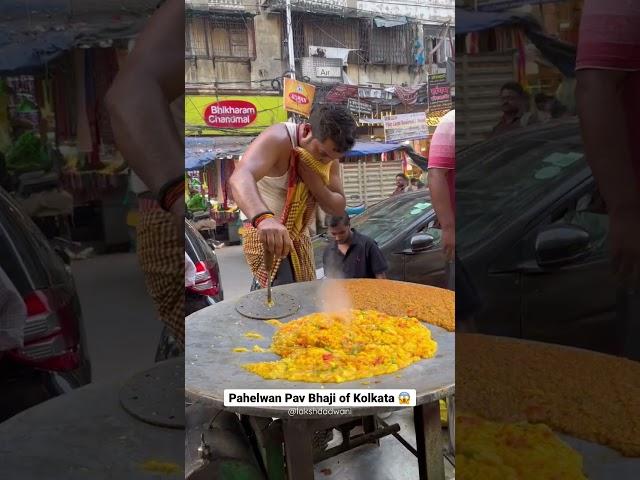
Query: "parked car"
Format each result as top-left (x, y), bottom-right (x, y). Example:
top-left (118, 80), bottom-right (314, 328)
top-left (0, 187), bottom-right (91, 422)
top-left (154, 219), bottom-right (224, 362)
top-left (185, 219), bottom-right (223, 310)
top-left (312, 190), bottom-right (446, 287)
top-left (457, 119), bottom-right (618, 354)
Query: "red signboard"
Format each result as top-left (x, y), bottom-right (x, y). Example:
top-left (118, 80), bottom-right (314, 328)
top-left (204, 100), bottom-right (258, 128)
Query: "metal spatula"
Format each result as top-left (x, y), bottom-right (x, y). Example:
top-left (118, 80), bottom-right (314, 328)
top-left (264, 251), bottom-right (274, 307)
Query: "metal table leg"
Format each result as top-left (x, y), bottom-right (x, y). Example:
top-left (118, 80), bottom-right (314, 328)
top-left (414, 401), bottom-right (445, 480)
top-left (282, 419), bottom-right (315, 480)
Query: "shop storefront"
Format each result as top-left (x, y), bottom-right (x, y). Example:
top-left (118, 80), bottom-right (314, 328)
top-left (185, 135), bottom-right (258, 244)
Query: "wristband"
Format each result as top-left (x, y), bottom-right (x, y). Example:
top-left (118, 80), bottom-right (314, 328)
top-left (158, 176), bottom-right (185, 212)
top-left (254, 213), bottom-right (274, 228)
top-left (251, 211), bottom-right (275, 228)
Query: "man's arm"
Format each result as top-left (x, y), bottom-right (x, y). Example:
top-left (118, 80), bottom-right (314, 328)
top-left (368, 241), bottom-right (388, 279)
top-left (298, 158), bottom-right (346, 216)
top-left (429, 168), bottom-right (455, 261)
top-left (105, 0), bottom-right (183, 217)
top-left (228, 124), bottom-right (290, 220)
top-left (229, 124), bottom-right (293, 258)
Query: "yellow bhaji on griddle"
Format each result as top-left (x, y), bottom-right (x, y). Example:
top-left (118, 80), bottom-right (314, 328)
top-left (244, 309), bottom-right (438, 383)
top-left (457, 414), bottom-right (586, 480)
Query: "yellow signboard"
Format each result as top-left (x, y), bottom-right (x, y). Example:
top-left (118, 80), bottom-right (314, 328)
top-left (283, 78), bottom-right (316, 117)
top-left (185, 95), bottom-right (287, 136)
top-left (427, 109), bottom-right (450, 127)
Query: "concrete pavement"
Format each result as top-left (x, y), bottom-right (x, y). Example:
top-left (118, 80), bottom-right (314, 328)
top-left (215, 244), bottom-right (252, 301)
top-left (71, 253), bottom-right (161, 383)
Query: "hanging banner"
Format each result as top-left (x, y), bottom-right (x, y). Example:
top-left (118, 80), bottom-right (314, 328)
top-left (283, 78), bottom-right (316, 117)
top-left (383, 112), bottom-right (428, 143)
top-left (185, 95), bottom-right (287, 136)
top-left (358, 87), bottom-right (393, 100)
top-left (428, 73), bottom-right (452, 113)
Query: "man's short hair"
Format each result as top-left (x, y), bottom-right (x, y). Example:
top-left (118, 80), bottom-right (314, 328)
top-left (396, 173), bottom-right (409, 181)
top-left (327, 212), bottom-right (351, 228)
top-left (309, 104), bottom-right (356, 153)
top-left (500, 82), bottom-right (526, 97)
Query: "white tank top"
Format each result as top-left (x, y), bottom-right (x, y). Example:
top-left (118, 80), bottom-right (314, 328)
top-left (254, 122), bottom-right (298, 219)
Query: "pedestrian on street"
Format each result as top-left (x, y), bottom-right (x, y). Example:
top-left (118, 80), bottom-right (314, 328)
top-left (428, 110), bottom-right (481, 330)
top-left (392, 173), bottom-right (409, 196)
top-left (575, 0), bottom-right (640, 360)
top-left (488, 82), bottom-right (537, 138)
top-left (322, 212), bottom-right (388, 280)
top-left (106, 0), bottom-right (185, 349)
top-left (229, 105), bottom-right (356, 289)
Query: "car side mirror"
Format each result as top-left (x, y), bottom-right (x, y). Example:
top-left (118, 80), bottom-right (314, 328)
top-left (411, 233), bottom-right (435, 253)
top-left (535, 224), bottom-right (591, 268)
top-left (54, 246), bottom-right (71, 265)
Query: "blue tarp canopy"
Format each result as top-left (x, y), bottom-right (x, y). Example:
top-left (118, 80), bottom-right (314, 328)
top-left (455, 9), bottom-right (522, 34)
top-left (0, 0), bottom-right (160, 73)
top-left (345, 142), bottom-right (404, 158)
top-left (186, 137), bottom-right (406, 169)
top-left (185, 136), bottom-right (255, 171)
top-left (455, 8), bottom-right (577, 77)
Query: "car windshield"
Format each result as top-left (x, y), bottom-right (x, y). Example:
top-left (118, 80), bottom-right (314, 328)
top-left (351, 193), bottom-right (433, 246)
top-left (457, 121), bottom-right (588, 253)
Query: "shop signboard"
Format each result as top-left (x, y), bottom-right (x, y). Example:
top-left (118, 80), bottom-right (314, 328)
top-left (347, 98), bottom-right (373, 116)
top-left (428, 73), bottom-right (452, 113)
top-left (427, 109), bottom-right (449, 128)
top-left (358, 87), bottom-right (393, 100)
top-left (316, 66), bottom-right (342, 78)
top-left (283, 78), bottom-right (316, 117)
top-left (383, 112), bottom-right (428, 143)
top-left (185, 95), bottom-right (287, 136)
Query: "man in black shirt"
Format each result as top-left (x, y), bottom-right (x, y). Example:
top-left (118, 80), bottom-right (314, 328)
top-left (322, 213), bottom-right (388, 279)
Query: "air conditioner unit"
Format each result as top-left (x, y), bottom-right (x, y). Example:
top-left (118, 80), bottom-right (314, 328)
top-left (300, 57), bottom-right (343, 85)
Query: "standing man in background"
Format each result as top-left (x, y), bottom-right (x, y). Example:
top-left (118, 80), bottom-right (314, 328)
top-left (392, 173), bottom-right (409, 196)
top-left (322, 212), bottom-right (388, 280)
top-left (106, 0), bottom-right (185, 350)
top-left (489, 82), bottom-right (536, 138)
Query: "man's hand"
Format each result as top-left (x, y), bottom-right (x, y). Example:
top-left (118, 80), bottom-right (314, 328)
top-left (442, 225), bottom-right (455, 262)
top-left (296, 159), bottom-right (346, 216)
top-left (297, 159), bottom-right (323, 190)
top-left (257, 217), bottom-right (293, 259)
top-left (610, 209), bottom-right (640, 286)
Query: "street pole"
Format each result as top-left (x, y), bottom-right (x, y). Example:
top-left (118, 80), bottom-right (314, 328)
top-left (285, 0), bottom-right (297, 122)
top-left (285, 0), bottom-right (296, 80)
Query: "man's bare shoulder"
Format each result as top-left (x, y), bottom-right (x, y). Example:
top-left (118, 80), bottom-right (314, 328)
top-left (257, 123), bottom-right (291, 144)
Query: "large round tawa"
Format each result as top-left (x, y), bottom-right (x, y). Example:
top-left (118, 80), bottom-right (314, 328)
top-left (235, 289), bottom-right (300, 319)
top-left (186, 280), bottom-right (455, 419)
top-left (0, 362), bottom-right (183, 479)
top-left (560, 435), bottom-right (640, 479)
top-left (119, 357), bottom-right (184, 429)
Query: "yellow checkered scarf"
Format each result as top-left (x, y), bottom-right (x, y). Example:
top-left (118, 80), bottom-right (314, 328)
top-left (243, 147), bottom-right (331, 287)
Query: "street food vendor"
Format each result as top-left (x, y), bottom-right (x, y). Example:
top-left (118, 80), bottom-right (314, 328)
top-left (229, 104), bottom-right (356, 289)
